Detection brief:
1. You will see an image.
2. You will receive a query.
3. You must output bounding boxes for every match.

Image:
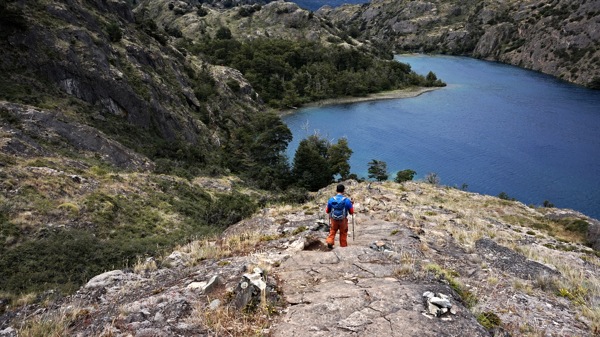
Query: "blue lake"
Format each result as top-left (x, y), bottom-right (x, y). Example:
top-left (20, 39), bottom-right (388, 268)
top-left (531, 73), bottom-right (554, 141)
top-left (292, 0), bottom-right (368, 11)
top-left (282, 55), bottom-right (600, 219)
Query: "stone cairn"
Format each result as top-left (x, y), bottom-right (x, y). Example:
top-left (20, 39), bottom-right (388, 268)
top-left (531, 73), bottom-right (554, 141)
top-left (422, 291), bottom-right (458, 319)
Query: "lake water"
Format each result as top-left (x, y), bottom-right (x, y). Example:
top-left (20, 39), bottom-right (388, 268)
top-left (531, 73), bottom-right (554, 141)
top-left (282, 55), bottom-right (600, 219)
top-left (292, 0), bottom-right (368, 11)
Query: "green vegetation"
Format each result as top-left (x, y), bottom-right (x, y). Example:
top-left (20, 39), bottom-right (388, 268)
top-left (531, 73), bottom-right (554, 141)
top-left (497, 191), bottom-right (516, 201)
top-left (425, 263), bottom-right (477, 308)
top-left (106, 21), bottom-right (122, 43)
top-left (477, 311), bottom-right (502, 330)
top-left (188, 38), bottom-right (444, 108)
top-left (0, 166), bottom-right (258, 295)
top-left (224, 111), bottom-right (293, 190)
top-left (368, 159), bottom-right (388, 181)
top-left (292, 134), bottom-right (353, 191)
top-left (395, 169), bottom-right (416, 183)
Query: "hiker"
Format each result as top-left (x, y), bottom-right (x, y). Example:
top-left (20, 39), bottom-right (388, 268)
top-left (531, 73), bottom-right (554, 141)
top-left (325, 184), bottom-right (354, 248)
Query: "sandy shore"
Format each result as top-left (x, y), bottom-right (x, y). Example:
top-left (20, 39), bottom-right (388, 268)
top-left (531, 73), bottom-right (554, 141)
top-left (276, 86), bottom-right (441, 116)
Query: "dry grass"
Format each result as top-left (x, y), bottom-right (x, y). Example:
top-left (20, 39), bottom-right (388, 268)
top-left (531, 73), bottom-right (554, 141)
top-left (185, 288), bottom-right (273, 337)
top-left (14, 293), bottom-right (37, 307)
top-left (394, 251), bottom-right (418, 277)
top-left (176, 231), bottom-right (264, 267)
top-left (133, 257), bottom-right (158, 274)
top-left (17, 305), bottom-right (90, 337)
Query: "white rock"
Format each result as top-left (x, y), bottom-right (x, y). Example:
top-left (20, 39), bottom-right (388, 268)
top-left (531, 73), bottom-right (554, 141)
top-left (85, 270), bottom-right (125, 289)
top-left (422, 291), bottom-right (435, 299)
top-left (187, 281), bottom-right (208, 290)
top-left (430, 297), bottom-right (452, 308)
top-left (286, 238), bottom-right (305, 252)
top-left (209, 299), bottom-right (221, 310)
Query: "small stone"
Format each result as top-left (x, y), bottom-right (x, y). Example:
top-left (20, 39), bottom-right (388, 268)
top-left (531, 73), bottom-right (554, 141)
top-left (423, 291), bottom-right (435, 299)
top-left (427, 302), bottom-right (440, 316)
top-left (436, 293), bottom-right (449, 300)
top-left (187, 281), bottom-right (207, 290)
top-left (154, 312), bottom-right (165, 323)
top-left (209, 299), bottom-right (221, 310)
top-left (430, 297), bottom-right (452, 308)
top-left (240, 281), bottom-right (248, 289)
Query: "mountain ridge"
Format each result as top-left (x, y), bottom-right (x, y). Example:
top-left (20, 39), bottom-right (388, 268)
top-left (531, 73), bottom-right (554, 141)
top-left (319, 0), bottom-right (600, 88)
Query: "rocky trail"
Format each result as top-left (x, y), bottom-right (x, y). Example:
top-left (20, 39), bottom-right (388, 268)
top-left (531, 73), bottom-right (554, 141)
top-left (1, 181), bottom-right (598, 336)
top-left (272, 217), bottom-right (489, 336)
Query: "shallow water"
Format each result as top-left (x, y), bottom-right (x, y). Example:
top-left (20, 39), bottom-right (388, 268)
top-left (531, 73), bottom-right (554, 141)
top-left (283, 55), bottom-right (600, 219)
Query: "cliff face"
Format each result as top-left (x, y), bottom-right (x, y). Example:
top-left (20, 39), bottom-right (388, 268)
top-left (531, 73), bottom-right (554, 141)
top-left (0, 0), bottom-right (262, 160)
top-left (320, 0), bottom-right (600, 88)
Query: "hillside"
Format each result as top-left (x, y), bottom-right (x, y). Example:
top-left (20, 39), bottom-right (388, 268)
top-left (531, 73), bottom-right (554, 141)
top-left (1, 0), bottom-right (599, 336)
top-left (320, 0), bottom-right (600, 88)
top-left (1, 181), bottom-right (598, 336)
top-left (0, 0), bottom-right (437, 305)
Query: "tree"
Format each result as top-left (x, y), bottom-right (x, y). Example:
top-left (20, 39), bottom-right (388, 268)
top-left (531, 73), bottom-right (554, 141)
top-left (215, 26), bottom-right (232, 40)
top-left (425, 172), bottom-right (440, 185)
top-left (395, 169), bottom-right (416, 183)
top-left (327, 137), bottom-right (353, 180)
top-left (225, 112), bottom-right (292, 189)
top-left (106, 22), bottom-right (122, 42)
top-left (292, 135), bottom-right (331, 191)
top-left (368, 159), bottom-right (388, 181)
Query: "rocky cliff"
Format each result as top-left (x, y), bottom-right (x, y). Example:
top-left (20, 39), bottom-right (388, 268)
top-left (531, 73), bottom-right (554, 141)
top-left (320, 0), bottom-right (600, 88)
top-left (0, 0), bottom-right (263, 165)
top-left (1, 181), bottom-right (598, 336)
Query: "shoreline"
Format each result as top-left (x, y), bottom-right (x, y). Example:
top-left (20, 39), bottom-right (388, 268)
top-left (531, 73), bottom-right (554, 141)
top-left (276, 86), bottom-right (441, 116)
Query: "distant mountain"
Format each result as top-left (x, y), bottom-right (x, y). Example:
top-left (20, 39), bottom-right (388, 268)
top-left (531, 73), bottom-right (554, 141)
top-left (321, 0), bottom-right (600, 88)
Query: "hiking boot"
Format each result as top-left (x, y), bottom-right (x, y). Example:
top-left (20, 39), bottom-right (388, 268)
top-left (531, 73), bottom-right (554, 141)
top-left (327, 243), bottom-right (334, 249)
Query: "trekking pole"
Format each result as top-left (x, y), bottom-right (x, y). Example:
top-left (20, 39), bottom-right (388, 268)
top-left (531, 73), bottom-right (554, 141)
top-left (352, 214), bottom-right (355, 241)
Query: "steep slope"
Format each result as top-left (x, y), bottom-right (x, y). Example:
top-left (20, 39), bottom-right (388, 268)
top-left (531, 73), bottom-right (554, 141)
top-left (1, 181), bottom-right (598, 336)
top-left (0, 0), bottom-right (263, 163)
top-left (320, 0), bottom-right (600, 88)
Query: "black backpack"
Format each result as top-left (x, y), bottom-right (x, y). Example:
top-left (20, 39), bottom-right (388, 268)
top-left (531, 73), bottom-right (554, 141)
top-left (330, 196), bottom-right (347, 221)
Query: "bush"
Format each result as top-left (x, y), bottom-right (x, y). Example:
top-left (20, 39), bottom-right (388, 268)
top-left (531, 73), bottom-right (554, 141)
top-left (215, 26), bottom-right (232, 40)
top-left (497, 191), bottom-right (515, 201)
top-left (425, 172), bottom-right (440, 185)
top-left (106, 22), bottom-right (122, 43)
top-left (477, 312), bottom-right (502, 330)
top-left (0, 229), bottom-right (171, 294)
top-left (197, 7), bottom-right (208, 17)
top-left (395, 169), bottom-right (416, 183)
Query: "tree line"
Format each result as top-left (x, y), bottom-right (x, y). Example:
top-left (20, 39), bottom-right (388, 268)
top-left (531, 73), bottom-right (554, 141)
top-left (187, 31), bottom-right (445, 108)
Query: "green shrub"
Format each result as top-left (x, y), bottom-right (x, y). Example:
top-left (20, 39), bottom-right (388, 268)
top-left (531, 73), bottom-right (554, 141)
top-left (562, 219), bottom-right (589, 234)
top-left (497, 191), bottom-right (515, 201)
top-left (477, 312), bottom-right (502, 330)
top-left (395, 169), bottom-right (416, 183)
top-left (292, 226), bottom-right (307, 235)
top-left (106, 22), bottom-right (122, 42)
top-left (226, 79), bottom-right (241, 92)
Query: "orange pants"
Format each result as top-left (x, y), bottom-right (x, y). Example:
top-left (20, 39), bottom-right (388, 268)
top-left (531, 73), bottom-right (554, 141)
top-left (327, 218), bottom-right (349, 247)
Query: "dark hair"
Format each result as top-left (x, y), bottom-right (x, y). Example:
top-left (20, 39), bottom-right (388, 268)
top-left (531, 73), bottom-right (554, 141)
top-left (336, 184), bottom-right (345, 193)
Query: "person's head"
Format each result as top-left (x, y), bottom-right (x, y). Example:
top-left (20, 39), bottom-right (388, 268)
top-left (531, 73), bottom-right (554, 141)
top-left (336, 184), bottom-right (345, 193)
